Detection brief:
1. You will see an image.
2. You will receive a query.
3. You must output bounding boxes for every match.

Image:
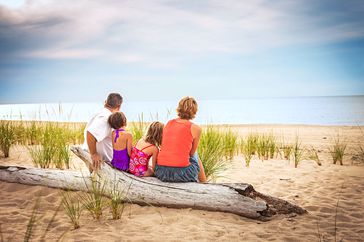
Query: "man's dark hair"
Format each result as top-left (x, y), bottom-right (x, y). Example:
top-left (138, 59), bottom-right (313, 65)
top-left (105, 93), bottom-right (123, 109)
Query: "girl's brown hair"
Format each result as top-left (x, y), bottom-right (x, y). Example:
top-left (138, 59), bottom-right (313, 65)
top-left (144, 121), bottom-right (164, 147)
top-left (176, 96), bottom-right (198, 120)
top-left (108, 112), bottom-right (127, 129)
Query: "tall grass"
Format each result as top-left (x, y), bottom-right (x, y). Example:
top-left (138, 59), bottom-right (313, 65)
top-left (0, 121), bottom-right (16, 158)
top-left (330, 136), bottom-right (347, 165)
top-left (24, 197), bottom-right (40, 242)
top-left (221, 128), bottom-right (239, 160)
top-left (308, 147), bottom-right (321, 166)
top-left (109, 180), bottom-right (129, 220)
top-left (198, 126), bottom-right (228, 182)
top-left (79, 178), bottom-right (107, 220)
top-left (28, 123), bottom-right (70, 169)
top-left (129, 114), bottom-right (147, 145)
top-left (257, 134), bottom-right (276, 160)
top-left (292, 136), bottom-right (304, 168)
top-left (62, 191), bottom-right (82, 229)
top-left (241, 138), bottom-right (254, 167)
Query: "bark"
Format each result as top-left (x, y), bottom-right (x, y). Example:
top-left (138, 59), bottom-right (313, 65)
top-left (0, 146), bottom-right (307, 220)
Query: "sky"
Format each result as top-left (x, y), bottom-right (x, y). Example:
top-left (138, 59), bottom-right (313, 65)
top-left (0, 0), bottom-right (364, 104)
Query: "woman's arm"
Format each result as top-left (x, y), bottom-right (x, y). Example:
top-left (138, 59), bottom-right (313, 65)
top-left (190, 124), bottom-right (202, 156)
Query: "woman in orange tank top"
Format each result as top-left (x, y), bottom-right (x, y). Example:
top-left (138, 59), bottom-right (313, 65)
top-left (155, 97), bottom-right (207, 182)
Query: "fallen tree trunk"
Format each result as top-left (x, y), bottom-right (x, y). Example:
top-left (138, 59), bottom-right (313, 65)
top-left (0, 146), bottom-right (307, 220)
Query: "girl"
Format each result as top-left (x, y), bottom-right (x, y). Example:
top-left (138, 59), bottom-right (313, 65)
top-left (129, 122), bottom-right (164, 177)
top-left (108, 112), bottom-right (133, 171)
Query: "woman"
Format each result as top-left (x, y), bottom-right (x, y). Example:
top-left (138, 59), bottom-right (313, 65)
top-left (155, 96), bottom-right (207, 182)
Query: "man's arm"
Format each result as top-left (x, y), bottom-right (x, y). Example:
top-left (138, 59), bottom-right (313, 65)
top-left (87, 131), bottom-right (102, 171)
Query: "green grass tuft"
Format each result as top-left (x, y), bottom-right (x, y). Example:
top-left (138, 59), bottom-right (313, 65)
top-left (0, 121), bottom-right (16, 158)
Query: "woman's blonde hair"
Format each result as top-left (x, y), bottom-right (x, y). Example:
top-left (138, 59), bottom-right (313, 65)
top-left (176, 96), bottom-right (198, 120)
top-left (144, 121), bottom-right (164, 147)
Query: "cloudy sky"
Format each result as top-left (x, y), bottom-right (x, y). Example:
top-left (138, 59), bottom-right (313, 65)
top-left (0, 0), bottom-right (363, 104)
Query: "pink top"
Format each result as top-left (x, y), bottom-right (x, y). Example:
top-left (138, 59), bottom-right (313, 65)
top-left (129, 141), bottom-right (154, 176)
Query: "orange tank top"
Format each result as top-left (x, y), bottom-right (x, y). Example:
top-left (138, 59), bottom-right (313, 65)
top-left (157, 119), bottom-right (193, 167)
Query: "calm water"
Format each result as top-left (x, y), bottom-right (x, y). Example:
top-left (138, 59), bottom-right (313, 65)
top-left (0, 96), bottom-right (363, 125)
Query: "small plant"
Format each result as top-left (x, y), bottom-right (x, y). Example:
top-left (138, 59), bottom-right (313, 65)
top-left (257, 134), bottom-right (270, 160)
top-left (292, 136), bottom-right (304, 168)
top-left (198, 126), bottom-right (227, 181)
top-left (0, 121), bottom-right (16, 158)
top-left (109, 180), bottom-right (129, 220)
top-left (24, 197), bottom-right (40, 242)
top-left (62, 191), bottom-right (82, 229)
top-left (308, 147), bottom-right (321, 166)
top-left (267, 135), bottom-right (277, 159)
top-left (221, 128), bottom-right (239, 160)
top-left (330, 136), bottom-right (347, 165)
top-left (241, 139), bottom-right (254, 167)
top-left (79, 178), bottom-right (107, 220)
top-left (130, 114), bottom-right (147, 145)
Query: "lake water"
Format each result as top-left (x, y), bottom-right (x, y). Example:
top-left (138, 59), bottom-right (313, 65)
top-left (0, 96), bottom-right (363, 125)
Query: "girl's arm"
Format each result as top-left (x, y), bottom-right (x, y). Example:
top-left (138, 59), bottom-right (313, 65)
top-left (150, 147), bottom-right (159, 172)
top-left (190, 124), bottom-right (202, 156)
top-left (127, 133), bottom-right (133, 156)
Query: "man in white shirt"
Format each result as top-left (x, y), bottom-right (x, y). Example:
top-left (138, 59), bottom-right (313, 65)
top-left (83, 93), bottom-right (123, 171)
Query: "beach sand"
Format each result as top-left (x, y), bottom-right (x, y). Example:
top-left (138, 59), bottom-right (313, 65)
top-left (1, 125), bottom-right (364, 241)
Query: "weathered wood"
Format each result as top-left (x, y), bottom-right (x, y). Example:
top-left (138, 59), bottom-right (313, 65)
top-left (0, 146), bottom-right (307, 220)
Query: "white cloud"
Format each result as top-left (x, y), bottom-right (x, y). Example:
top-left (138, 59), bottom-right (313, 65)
top-left (1, 0), bottom-right (363, 67)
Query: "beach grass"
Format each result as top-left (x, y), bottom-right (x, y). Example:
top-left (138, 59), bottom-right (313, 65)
top-left (241, 138), bottom-right (254, 167)
top-left (221, 128), bottom-right (239, 160)
top-left (24, 197), bottom-right (40, 242)
top-left (308, 147), bottom-right (321, 166)
top-left (109, 180), bottom-right (128, 220)
top-left (0, 120), bottom-right (16, 158)
top-left (329, 135), bottom-right (347, 165)
top-left (257, 134), bottom-right (276, 160)
top-left (79, 178), bottom-right (107, 220)
top-left (198, 126), bottom-right (228, 181)
top-left (129, 114), bottom-right (147, 145)
top-left (62, 191), bottom-right (82, 229)
top-left (292, 135), bottom-right (304, 168)
top-left (27, 123), bottom-right (71, 169)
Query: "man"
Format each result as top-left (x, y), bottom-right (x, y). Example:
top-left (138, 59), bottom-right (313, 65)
top-left (83, 93), bottom-right (123, 171)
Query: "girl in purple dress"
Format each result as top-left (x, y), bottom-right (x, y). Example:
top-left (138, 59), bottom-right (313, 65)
top-left (108, 112), bottom-right (133, 171)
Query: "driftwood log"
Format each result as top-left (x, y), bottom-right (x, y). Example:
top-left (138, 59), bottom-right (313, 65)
top-left (0, 146), bottom-right (306, 220)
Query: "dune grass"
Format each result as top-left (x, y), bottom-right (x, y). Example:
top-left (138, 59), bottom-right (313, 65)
top-left (27, 123), bottom-right (71, 169)
top-left (24, 197), bottom-right (40, 242)
top-left (221, 128), bottom-right (239, 160)
top-left (308, 147), bottom-right (321, 166)
top-left (241, 138), bottom-right (254, 167)
top-left (256, 134), bottom-right (277, 160)
top-left (0, 121), bottom-right (16, 158)
top-left (129, 114), bottom-right (147, 145)
top-left (62, 191), bottom-right (82, 229)
top-left (330, 135), bottom-right (347, 165)
top-left (292, 135), bottom-right (304, 168)
top-left (109, 180), bottom-right (129, 220)
top-left (198, 126), bottom-right (228, 182)
top-left (79, 178), bottom-right (107, 220)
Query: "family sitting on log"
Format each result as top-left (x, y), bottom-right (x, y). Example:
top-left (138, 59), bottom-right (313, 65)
top-left (84, 93), bottom-right (207, 183)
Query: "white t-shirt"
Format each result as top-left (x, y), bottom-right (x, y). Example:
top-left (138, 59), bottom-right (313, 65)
top-left (82, 108), bottom-right (113, 162)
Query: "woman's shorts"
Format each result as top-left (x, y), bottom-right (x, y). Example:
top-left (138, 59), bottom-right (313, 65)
top-left (155, 153), bottom-right (200, 182)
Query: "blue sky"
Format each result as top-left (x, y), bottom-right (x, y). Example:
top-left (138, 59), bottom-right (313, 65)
top-left (0, 0), bottom-right (363, 104)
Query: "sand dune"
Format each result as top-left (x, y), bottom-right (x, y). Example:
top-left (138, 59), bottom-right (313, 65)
top-left (1, 125), bottom-right (363, 241)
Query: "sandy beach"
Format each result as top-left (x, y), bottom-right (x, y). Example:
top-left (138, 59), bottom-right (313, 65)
top-left (1, 124), bottom-right (364, 241)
